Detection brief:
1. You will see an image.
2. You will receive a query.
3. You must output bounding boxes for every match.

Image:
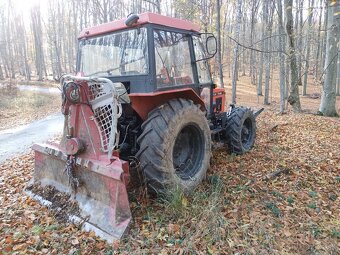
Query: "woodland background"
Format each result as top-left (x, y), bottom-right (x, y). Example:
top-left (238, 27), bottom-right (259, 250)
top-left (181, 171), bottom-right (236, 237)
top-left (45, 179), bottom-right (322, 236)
top-left (0, 0), bottom-right (339, 115)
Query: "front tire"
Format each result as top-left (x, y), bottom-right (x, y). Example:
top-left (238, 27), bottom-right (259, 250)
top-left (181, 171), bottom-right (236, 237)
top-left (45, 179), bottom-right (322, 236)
top-left (136, 99), bottom-right (211, 193)
top-left (226, 107), bottom-right (256, 154)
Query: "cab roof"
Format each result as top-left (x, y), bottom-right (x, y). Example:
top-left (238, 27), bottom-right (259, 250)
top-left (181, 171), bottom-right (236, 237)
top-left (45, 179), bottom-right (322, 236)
top-left (78, 12), bottom-right (200, 39)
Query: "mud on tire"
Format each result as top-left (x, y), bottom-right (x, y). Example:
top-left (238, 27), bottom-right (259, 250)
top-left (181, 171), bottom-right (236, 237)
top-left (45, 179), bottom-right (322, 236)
top-left (226, 107), bottom-right (256, 154)
top-left (136, 98), bottom-right (211, 193)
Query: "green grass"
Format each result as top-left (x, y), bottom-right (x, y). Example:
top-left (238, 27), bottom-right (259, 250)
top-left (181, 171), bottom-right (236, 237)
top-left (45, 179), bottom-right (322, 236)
top-left (309, 225), bottom-right (321, 238)
top-left (142, 175), bottom-right (228, 251)
top-left (287, 196), bottom-right (294, 205)
top-left (307, 202), bottom-right (317, 209)
top-left (330, 229), bottom-right (340, 238)
top-left (308, 190), bottom-right (318, 198)
top-left (265, 201), bottom-right (282, 217)
top-left (271, 190), bottom-right (285, 200)
top-left (31, 225), bottom-right (44, 235)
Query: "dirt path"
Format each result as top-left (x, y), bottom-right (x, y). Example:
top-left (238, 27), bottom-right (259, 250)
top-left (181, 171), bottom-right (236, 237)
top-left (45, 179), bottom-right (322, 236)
top-left (0, 113), bottom-right (63, 163)
top-left (14, 85), bottom-right (60, 94)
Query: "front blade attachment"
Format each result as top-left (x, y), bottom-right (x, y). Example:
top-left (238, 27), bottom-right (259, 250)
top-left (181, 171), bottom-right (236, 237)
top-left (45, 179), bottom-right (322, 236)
top-left (26, 143), bottom-right (131, 242)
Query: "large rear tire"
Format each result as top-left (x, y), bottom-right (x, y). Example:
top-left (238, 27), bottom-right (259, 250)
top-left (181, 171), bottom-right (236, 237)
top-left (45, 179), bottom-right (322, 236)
top-left (226, 107), bottom-right (256, 154)
top-left (136, 99), bottom-right (211, 193)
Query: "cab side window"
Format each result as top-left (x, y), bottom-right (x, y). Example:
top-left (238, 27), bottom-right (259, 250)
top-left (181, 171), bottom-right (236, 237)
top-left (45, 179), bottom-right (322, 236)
top-left (193, 36), bottom-right (211, 84)
top-left (154, 29), bottom-right (194, 87)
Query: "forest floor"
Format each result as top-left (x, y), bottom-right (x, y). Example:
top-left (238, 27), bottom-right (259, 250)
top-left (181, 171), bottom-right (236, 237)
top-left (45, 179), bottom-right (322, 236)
top-left (0, 84), bottom-right (60, 131)
top-left (0, 76), bottom-right (339, 254)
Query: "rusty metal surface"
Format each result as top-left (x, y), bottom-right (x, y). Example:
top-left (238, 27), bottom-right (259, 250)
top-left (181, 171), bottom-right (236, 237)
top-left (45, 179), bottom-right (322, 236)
top-left (28, 76), bottom-right (132, 241)
top-left (30, 143), bottom-right (131, 241)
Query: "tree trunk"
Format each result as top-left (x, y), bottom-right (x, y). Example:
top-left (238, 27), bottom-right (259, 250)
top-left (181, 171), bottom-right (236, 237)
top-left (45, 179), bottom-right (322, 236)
top-left (258, 0), bottom-right (267, 96)
top-left (296, 0), bottom-right (303, 87)
top-left (337, 53), bottom-right (340, 96)
top-left (315, 0), bottom-right (323, 80)
top-left (249, 0), bottom-right (259, 85)
top-left (303, 0), bottom-right (314, 96)
top-left (242, 16), bottom-right (246, 76)
top-left (264, 1), bottom-right (273, 105)
top-left (277, 0), bottom-right (286, 112)
top-left (284, 0), bottom-right (301, 112)
top-left (319, 0), bottom-right (339, 116)
top-left (216, 0), bottom-right (224, 88)
top-left (231, 0), bottom-right (242, 104)
top-left (0, 62), bottom-right (4, 80)
top-left (321, 1), bottom-right (329, 76)
top-left (31, 6), bottom-right (46, 81)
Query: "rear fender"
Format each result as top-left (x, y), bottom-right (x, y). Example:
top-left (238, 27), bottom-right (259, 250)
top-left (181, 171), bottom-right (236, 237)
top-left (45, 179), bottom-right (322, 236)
top-left (129, 88), bottom-right (206, 120)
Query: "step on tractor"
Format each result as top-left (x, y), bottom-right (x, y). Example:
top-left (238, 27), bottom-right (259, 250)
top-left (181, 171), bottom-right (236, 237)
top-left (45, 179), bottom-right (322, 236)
top-left (27, 13), bottom-right (263, 241)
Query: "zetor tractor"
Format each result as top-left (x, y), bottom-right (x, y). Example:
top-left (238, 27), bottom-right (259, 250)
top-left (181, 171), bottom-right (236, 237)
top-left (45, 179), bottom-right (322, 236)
top-left (27, 13), bottom-right (262, 241)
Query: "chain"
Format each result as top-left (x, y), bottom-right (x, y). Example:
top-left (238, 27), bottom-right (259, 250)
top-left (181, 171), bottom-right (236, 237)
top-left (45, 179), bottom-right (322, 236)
top-left (64, 155), bottom-right (79, 190)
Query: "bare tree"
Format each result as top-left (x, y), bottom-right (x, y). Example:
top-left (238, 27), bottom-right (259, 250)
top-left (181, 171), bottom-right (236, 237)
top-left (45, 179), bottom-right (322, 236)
top-left (231, 0), bottom-right (242, 104)
top-left (216, 0), bottom-right (224, 88)
top-left (249, 0), bottom-right (260, 85)
top-left (303, 0), bottom-right (315, 96)
top-left (284, 0), bottom-right (301, 112)
top-left (277, 0), bottom-right (286, 112)
top-left (143, 0), bottom-right (161, 14)
top-left (264, 1), bottom-right (274, 105)
top-left (16, 16), bottom-right (31, 80)
top-left (319, 0), bottom-right (339, 116)
top-left (337, 53), bottom-right (340, 96)
top-left (257, 0), bottom-right (266, 96)
top-left (295, 0), bottom-right (303, 87)
top-left (31, 6), bottom-right (46, 81)
top-left (315, 1), bottom-right (323, 80)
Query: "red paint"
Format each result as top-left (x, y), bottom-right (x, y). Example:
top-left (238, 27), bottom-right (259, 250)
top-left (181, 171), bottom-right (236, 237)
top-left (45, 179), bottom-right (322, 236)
top-left (32, 143), bottom-right (131, 239)
top-left (60, 81), bottom-right (124, 164)
top-left (129, 88), bottom-right (206, 120)
top-left (213, 88), bottom-right (226, 112)
top-left (78, 12), bottom-right (200, 39)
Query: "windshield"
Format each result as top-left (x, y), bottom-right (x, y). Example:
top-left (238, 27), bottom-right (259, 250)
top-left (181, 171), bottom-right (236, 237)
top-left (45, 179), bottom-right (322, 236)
top-left (79, 27), bottom-right (148, 77)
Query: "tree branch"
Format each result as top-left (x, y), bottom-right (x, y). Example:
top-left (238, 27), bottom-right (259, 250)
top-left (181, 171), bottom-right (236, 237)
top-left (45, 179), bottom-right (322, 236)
top-left (227, 34), bottom-right (289, 56)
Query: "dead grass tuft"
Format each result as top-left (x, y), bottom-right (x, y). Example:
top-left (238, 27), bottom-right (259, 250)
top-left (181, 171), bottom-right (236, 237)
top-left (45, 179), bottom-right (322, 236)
top-left (0, 89), bottom-right (60, 130)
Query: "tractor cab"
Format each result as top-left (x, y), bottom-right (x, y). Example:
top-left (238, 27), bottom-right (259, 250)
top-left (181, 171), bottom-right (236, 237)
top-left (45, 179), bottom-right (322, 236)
top-left (77, 13), bottom-right (219, 118)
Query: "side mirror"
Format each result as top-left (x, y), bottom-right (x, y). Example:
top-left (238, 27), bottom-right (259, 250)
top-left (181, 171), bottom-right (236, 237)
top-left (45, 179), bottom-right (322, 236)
top-left (206, 36), bottom-right (217, 57)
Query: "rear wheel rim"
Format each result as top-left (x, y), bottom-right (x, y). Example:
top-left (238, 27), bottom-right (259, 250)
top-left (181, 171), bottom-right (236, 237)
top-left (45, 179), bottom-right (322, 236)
top-left (241, 118), bottom-right (253, 149)
top-left (172, 124), bottom-right (204, 180)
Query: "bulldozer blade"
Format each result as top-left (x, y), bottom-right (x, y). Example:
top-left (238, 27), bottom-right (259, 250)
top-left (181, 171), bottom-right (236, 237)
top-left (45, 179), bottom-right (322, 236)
top-left (26, 143), bottom-right (131, 242)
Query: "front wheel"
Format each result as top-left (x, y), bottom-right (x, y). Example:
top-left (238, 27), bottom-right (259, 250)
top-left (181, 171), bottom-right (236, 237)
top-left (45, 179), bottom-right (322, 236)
top-left (136, 99), bottom-right (211, 193)
top-left (225, 107), bottom-right (256, 154)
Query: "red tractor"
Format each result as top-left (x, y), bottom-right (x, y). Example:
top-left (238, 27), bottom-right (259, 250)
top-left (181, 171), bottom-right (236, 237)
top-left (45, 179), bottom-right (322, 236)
top-left (27, 13), bottom-right (262, 241)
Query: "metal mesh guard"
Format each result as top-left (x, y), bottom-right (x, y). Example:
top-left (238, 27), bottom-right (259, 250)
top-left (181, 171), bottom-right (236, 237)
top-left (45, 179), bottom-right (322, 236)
top-left (88, 81), bottom-right (121, 153)
top-left (61, 75), bottom-right (122, 157)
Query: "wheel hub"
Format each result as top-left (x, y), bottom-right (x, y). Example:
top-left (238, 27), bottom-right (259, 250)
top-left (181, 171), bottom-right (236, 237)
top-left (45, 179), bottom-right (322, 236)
top-left (241, 118), bottom-right (253, 148)
top-left (172, 124), bottom-right (204, 180)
